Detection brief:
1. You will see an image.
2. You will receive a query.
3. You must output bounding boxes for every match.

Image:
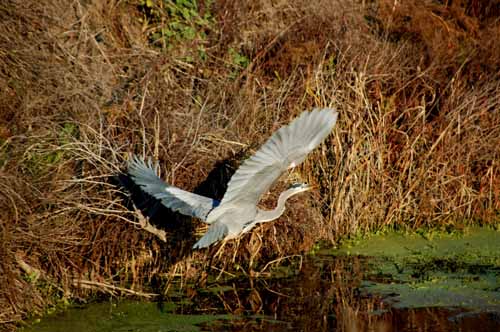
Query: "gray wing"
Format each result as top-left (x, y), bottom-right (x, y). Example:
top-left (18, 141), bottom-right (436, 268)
top-left (219, 108), bottom-right (338, 207)
top-left (127, 155), bottom-right (219, 221)
top-left (192, 222), bottom-right (228, 249)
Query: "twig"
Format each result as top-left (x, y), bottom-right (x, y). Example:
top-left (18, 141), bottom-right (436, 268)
top-left (73, 279), bottom-right (158, 298)
top-left (133, 206), bottom-right (167, 242)
top-left (259, 255), bottom-right (303, 274)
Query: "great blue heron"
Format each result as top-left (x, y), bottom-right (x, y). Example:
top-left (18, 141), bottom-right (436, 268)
top-left (128, 108), bottom-right (338, 249)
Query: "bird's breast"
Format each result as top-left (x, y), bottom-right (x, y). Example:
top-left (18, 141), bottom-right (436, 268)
top-left (206, 204), bottom-right (257, 238)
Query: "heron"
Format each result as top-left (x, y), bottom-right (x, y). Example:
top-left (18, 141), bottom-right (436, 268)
top-left (128, 108), bottom-right (338, 249)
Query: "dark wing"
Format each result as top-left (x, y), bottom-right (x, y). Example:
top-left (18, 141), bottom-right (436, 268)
top-left (128, 156), bottom-right (219, 221)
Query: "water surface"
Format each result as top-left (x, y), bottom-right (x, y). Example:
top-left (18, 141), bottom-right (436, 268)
top-left (21, 227), bottom-right (500, 331)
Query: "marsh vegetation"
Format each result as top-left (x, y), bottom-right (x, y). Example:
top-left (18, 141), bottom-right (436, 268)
top-left (1, 0), bottom-right (499, 328)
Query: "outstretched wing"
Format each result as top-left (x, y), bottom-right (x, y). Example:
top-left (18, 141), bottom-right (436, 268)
top-left (219, 108), bottom-right (338, 207)
top-left (128, 156), bottom-right (219, 221)
top-left (192, 222), bottom-right (228, 249)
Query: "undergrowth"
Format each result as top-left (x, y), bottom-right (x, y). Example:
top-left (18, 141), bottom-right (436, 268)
top-left (0, 0), bottom-right (499, 327)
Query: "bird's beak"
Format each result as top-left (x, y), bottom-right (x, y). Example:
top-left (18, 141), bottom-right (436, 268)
top-left (304, 184), bottom-right (314, 191)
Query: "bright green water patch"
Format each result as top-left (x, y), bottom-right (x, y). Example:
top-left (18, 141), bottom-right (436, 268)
top-left (329, 227), bottom-right (500, 310)
top-left (20, 301), bottom-right (234, 332)
top-left (333, 227), bottom-right (500, 263)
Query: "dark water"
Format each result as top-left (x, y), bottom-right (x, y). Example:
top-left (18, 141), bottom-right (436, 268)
top-left (21, 254), bottom-right (500, 332)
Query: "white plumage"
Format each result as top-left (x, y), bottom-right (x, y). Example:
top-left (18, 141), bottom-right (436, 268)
top-left (128, 108), bottom-right (339, 248)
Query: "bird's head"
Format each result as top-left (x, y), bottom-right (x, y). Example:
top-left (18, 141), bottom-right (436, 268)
top-left (288, 182), bottom-right (313, 194)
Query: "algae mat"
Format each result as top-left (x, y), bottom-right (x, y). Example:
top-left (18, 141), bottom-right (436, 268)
top-left (330, 227), bottom-right (500, 310)
top-left (19, 301), bottom-right (234, 332)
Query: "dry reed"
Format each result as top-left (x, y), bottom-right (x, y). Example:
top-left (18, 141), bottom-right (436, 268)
top-left (0, 0), bottom-right (499, 326)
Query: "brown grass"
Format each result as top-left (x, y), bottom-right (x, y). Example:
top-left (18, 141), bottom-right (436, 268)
top-left (1, 0), bottom-right (499, 326)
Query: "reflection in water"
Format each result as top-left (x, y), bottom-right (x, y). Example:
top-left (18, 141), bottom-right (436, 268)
top-left (175, 255), bottom-right (499, 331)
top-left (22, 255), bottom-right (500, 332)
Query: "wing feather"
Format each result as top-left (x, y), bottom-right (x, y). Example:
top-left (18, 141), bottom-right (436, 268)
top-left (192, 222), bottom-right (228, 248)
top-left (128, 156), bottom-right (219, 221)
top-left (219, 108), bottom-right (338, 207)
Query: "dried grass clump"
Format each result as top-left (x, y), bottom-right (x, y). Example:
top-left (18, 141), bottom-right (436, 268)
top-left (213, 0), bottom-right (500, 236)
top-left (0, 0), bottom-right (499, 326)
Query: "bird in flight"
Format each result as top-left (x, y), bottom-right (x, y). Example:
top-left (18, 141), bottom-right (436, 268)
top-left (128, 108), bottom-right (338, 249)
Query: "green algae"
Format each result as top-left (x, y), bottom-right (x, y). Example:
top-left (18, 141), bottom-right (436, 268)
top-left (333, 227), bottom-right (499, 262)
top-left (20, 301), bottom-right (234, 332)
top-left (18, 227), bottom-right (500, 331)
top-left (329, 227), bottom-right (500, 310)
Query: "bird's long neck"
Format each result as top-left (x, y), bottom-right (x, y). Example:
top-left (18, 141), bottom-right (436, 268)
top-left (254, 187), bottom-right (305, 223)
